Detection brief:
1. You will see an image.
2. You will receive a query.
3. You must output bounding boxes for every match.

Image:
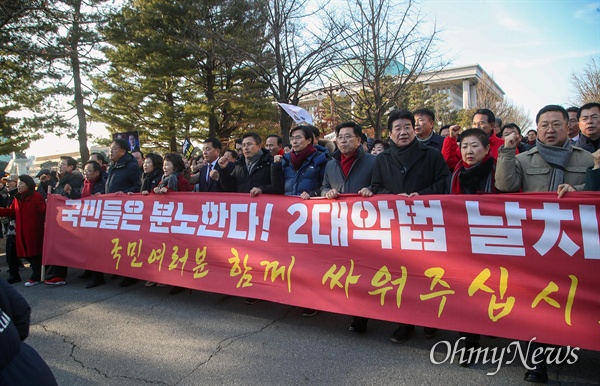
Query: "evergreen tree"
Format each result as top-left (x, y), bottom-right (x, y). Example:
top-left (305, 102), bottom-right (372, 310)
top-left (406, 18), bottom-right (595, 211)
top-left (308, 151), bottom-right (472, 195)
top-left (93, 0), bottom-right (273, 152)
top-left (0, 1), bottom-right (71, 154)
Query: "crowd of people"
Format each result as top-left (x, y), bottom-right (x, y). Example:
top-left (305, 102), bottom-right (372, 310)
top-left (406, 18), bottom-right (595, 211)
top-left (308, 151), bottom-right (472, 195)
top-left (1, 102), bottom-right (599, 383)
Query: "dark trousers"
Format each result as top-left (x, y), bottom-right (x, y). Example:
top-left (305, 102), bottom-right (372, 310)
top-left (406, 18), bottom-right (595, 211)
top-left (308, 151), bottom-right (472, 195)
top-left (6, 235), bottom-right (19, 278)
top-left (24, 255), bottom-right (42, 282)
top-left (48, 265), bottom-right (68, 279)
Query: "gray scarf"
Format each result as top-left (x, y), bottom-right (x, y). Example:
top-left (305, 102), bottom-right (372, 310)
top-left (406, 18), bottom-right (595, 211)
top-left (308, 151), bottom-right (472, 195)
top-left (245, 151), bottom-right (261, 174)
top-left (535, 139), bottom-right (573, 191)
top-left (160, 172), bottom-right (181, 191)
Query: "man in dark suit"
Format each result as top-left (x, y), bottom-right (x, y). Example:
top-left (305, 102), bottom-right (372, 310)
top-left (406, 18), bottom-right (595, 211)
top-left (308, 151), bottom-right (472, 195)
top-left (195, 137), bottom-right (223, 192)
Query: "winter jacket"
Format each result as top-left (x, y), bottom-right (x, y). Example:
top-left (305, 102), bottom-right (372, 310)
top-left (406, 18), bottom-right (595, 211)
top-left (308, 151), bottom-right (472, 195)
top-left (54, 172), bottom-right (84, 199)
top-left (495, 146), bottom-right (593, 192)
top-left (82, 175), bottom-right (106, 197)
top-left (0, 191), bottom-right (46, 258)
top-left (36, 176), bottom-right (58, 200)
top-left (418, 132), bottom-right (445, 152)
top-left (105, 153), bottom-right (142, 193)
top-left (321, 148), bottom-right (376, 196)
top-left (274, 149), bottom-right (328, 196)
top-left (219, 149), bottom-right (282, 194)
top-left (575, 134), bottom-right (599, 153)
top-left (140, 169), bottom-right (163, 193)
top-left (0, 278), bottom-right (57, 385)
top-left (585, 167), bottom-right (600, 191)
top-left (371, 139), bottom-right (450, 195)
top-left (157, 173), bottom-right (193, 193)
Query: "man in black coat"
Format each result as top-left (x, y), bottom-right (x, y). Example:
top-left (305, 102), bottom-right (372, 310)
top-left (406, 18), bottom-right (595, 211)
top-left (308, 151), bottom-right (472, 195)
top-left (105, 138), bottom-right (142, 287)
top-left (370, 110), bottom-right (449, 196)
top-left (215, 132), bottom-right (282, 196)
top-left (106, 138), bottom-right (142, 194)
top-left (364, 109), bottom-right (450, 343)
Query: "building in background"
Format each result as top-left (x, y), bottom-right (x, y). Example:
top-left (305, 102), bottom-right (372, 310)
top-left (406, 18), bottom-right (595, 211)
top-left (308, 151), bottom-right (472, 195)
top-left (301, 64), bottom-right (504, 134)
top-left (30, 145), bottom-right (109, 177)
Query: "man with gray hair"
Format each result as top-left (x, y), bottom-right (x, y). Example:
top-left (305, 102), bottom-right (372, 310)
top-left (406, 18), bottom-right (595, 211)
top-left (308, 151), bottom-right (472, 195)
top-left (495, 104), bottom-right (593, 383)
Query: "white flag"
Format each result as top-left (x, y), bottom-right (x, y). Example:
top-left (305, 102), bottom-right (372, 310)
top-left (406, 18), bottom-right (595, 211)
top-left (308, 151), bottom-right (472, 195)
top-left (278, 103), bottom-right (313, 125)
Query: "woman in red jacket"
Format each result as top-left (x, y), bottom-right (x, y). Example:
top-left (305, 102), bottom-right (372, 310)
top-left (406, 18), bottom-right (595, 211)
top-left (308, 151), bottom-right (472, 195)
top-left (0, 175), bottom-right (46, 286)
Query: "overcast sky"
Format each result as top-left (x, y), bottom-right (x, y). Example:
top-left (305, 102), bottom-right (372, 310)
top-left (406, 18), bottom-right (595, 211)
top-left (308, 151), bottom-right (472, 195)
top-left (26, 0), bottom-right (599, 157)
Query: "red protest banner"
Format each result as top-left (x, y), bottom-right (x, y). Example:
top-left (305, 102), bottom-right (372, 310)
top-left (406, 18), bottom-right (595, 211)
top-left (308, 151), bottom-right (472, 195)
top-left (43, 192), bottom-right (600, 351)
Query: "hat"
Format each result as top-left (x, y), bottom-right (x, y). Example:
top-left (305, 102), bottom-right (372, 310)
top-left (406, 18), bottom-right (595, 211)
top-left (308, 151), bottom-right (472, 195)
top-left (2, 175), bottom-right (18, 183)
top-left (36, 169), bottom-right (51, 178)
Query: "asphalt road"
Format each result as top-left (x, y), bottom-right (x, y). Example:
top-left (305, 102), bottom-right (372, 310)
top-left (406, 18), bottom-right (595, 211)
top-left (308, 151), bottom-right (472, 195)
top-left (2, 258), bottom-right (599, 385)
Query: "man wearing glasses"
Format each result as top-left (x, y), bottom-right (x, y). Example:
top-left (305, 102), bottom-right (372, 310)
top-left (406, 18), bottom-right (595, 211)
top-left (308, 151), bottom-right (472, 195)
top-left (104, 138), bottom-right (142, 287)
top-left (320, 121), bottom-right (376, 332)
top-left (497, 104), bottom-right (593, 196)
top-left (216, 132), bottom-right (282, 197)
top-left (321, 121), bottom-right (375, 200)
top-left (496, 107), bottom-right (593, 382)
top-left (575, 102), bottom-right (600, 153)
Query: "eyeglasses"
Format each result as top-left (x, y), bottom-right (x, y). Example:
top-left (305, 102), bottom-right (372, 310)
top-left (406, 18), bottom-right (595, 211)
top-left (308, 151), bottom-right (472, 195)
top-left (241, 142), bottom-right (256, 148)
top-left (580, 114), bottom-right (600, 123)
top-left (336, 134), bottom-right (356, 142)
top-left (290, 136), bottom-right (305, 142)
top-left (538, 122), bottom-right (564, 131)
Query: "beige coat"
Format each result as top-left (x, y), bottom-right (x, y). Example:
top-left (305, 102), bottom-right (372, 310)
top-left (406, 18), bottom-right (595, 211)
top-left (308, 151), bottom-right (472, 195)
top-left (495, 146), bottom-right (593, 192)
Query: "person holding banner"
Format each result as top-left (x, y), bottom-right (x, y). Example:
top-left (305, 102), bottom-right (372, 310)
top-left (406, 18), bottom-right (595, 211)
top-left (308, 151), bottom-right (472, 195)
top-left (214, 132), bottom-right (282, 305)
top-left (154, 152), bottom-right (193, 295)
top-left (139, 153), bottom-right (164, 195)
top-left (495, 104), bottom-right (593, 383)
top-left (216, 132), bottom-right (282, 197)
top-left (44, 156), bottom-right (85, 286)
top-left (319, 121), bottom-right (376, 330)
top-left (449, 128), bottom-right (497, 195)
top-left (106, 138), bottom-right (142, 287)
top-left (273, 125), bottom-right (328, 200)
top-left (106, 138), bottom-right (142, 195)
top-left (321, 121), bottom-right (375, 200)
top-left (0, 175), bottom-right (46, 287)
top-left (273, 125), bottom-right (328, 317)
top-left (496, 105), bottom-right (593, 195)
top-left (154, 153), bottom-right (192, 194)
top-left (366, 109), bottom-right (450, 343)
top-left (447, 128), bottom-right (498, 365)
top-left (78, 161), bottom-right (108, 289)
